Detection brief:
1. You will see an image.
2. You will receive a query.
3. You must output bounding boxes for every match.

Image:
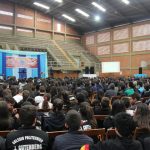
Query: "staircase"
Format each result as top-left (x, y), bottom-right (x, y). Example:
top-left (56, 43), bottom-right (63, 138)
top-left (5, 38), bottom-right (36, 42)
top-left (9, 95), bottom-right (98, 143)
top-left (55, 40), bottom-right (101, 72)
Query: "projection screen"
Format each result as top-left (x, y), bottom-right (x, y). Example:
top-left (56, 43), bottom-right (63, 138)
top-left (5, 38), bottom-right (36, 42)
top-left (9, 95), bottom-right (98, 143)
top-left (102, 62), bottom-right (120, 73)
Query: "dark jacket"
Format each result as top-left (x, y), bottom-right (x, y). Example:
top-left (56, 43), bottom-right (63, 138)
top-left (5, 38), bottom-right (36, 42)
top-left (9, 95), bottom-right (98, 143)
top-left (53, 131), bottom-right (93, 150)
top-left (144, 137), bottom-right (150, 150)
top-left (143, 91), bottom-right (150, 97)
top-left (42, 111), bottom-right (65, 132)
top-left (136, 129), bottom-right (150, 149)
top-left (103, 115), bottom-right (115, 130)
top-left (90, 136), bottom-right (143, 150)
top-left (0, 137), bottom-right (5, 150)
top-left (6, 126), bottom-right (49, 150)
top-left (104, 90), bottom-right (117, 98)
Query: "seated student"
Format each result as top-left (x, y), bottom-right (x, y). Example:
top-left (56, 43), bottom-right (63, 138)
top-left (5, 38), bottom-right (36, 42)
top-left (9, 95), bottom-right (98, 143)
top-left (13, 89), bottom-right (23, 104)
top-left (121, 97), bottom-right (134, 116)
top-left (38, 93), bottom-right (53, 110)
top-left (79, 102), bottom-right (97, 130)
top-left (99, 97), bottom-right (111, 115)
top-left (4, 96), bottom-right (20, 129)
top-left (124, 81), bottom-right (135, 96)
top-left (130, 93), bottom-right (141, 110)
top-left (103, 100), bottom-right (125, 130)
top-left (42, 98), bottom-right (65, 132)
top-left (0, 101), bottom-right (14, 130)
top-left (92, 100), bottom-right (101, 115)
top-left (143, 137), bottom-right (150, 150)
top-left (6, 105), bottom-right (49, 150)
top-left (53, 110), bottom-right (93, 150)
top-left (138, 82), bottom-right (145, 96)
top-left (133, 103), bottom-right (150, 148)
top-left (143, 83), bottom-right (150, 97)
top-left (89, 112), bottom-right (143, 150)
top-left (34, 86), bottom-right (45, 105)
top-left (17, 90), bottom-right (30, 108)
top-left (104, 83), bottom-right (117, 98)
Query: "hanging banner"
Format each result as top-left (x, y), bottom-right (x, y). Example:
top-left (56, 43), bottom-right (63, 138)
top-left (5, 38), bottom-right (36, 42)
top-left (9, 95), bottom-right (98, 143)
top-left (6, 56), bottom-right (38, 68)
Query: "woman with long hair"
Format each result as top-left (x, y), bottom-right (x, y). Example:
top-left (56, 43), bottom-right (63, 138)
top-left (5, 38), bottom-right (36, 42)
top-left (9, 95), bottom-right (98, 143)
top-left (0, 101), bottom-right (14, 130)
top-left (38, 93), bottom-right (53, 110)
top-left (103, 100), bottom-right (126, 129)
top-left (42, 98), bottom-right (65, 131)
top-left (79, 102), bottom-right (97, 130)
top-left (133, 103), bottom-right (150, 148)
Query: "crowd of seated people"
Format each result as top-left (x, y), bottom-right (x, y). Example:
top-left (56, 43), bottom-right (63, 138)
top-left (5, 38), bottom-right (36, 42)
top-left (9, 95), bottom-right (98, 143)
top-left (0, 76), bottom-right (149, 150)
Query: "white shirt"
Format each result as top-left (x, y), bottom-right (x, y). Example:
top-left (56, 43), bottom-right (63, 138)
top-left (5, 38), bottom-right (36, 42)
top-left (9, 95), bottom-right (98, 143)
top-left (34, 96), bottom-right (44, 104)
top-left (13, 94), bottom-right (23, 103)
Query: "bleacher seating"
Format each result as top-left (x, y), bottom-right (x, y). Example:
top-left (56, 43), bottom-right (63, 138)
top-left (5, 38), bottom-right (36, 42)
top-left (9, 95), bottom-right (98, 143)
top-left (56, 40), bottom-right (100, 69)
top-left (0, 34), bottom-right (77, 70)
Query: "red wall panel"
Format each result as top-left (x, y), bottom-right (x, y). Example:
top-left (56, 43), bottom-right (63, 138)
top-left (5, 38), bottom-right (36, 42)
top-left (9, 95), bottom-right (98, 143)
top-left (16, 5), bottom-right (34, 27)
top-left (36, 12), bottom-right (51, 30)
top-left (131, 54), bottom-right (150, 68)
top-left (0, 1), bottom-right (14, 24)
top-left (66, 24), bottom-right (79, 35)
top-left (112, 56), bottom-right (130, 68)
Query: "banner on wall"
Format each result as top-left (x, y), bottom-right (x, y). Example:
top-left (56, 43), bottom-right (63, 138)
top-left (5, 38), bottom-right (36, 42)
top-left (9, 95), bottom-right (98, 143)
top-left (6, 56), bottom-right (38, 68)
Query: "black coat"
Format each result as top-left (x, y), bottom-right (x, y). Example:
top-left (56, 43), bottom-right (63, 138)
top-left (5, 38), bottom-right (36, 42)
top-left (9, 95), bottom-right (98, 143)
top-left (53, 131), bottom-right (93, 150)
top-left (6, 126), bottom-right (49, 150)
top-left (0, 137), bottom-right (5, 150)
top-left (42, 111), bottom-right (65, 132)
top-left (90, 136), bottom-right (143, 150)
top-left (144, 137), bottom-right (150, 150)
top-left (136, 129), bottom-right (150, 150)
top-left (103, 115), bottom-right (115, 130)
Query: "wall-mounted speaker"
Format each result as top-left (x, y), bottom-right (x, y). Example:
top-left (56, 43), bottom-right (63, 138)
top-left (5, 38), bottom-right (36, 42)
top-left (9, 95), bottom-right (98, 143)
top-left (85, 66), bottom-right (89, 74)
top-left (139, 67), bottom-right (142, 74)
top-left (90, 66), bottom-right (95, 74)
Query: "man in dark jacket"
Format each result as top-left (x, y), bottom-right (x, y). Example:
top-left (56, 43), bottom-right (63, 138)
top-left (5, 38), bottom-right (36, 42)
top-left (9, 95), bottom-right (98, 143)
top-left (6, 105), bottom-right (49, 150)
top-left (104, 83), bottom-right (117, 98)
top-left (53, 110), bottom-right (93, 150)
top-left (144, 137), bottom-right (150, 150)
top-left (90, 112), bottom-right (143, 150)
top-left (42, 98), bottom-right (65, 131)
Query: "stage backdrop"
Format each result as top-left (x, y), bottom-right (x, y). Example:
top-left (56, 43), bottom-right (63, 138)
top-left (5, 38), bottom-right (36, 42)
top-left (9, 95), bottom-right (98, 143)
top-left (0, 49), bottom-right (48, 79)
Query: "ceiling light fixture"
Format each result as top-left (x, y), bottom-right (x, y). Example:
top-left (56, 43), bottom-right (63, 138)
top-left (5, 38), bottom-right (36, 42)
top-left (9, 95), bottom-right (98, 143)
top-left (92, 2), bottom-right (106, 12)
top-left (0, 26), bottom-right (12, 30)
top-left (17, 14), bottom-right (33, 20)
top-left (75, 8), bottom-right (89, 17)
top-left (62, 14), bottom-right (76, 22)
top-left (54, 0), bottom-right (63, 3)
top-left (94, 16), bottom-right (101, 21)
top-left (17, 28), bottom-right (33, 33)
top-left (121, 0), bottom-right (130, 5)
top-left (33, 2), bottom-right (50, 10)
top-left (0, 10), bottom-right (13, 16)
